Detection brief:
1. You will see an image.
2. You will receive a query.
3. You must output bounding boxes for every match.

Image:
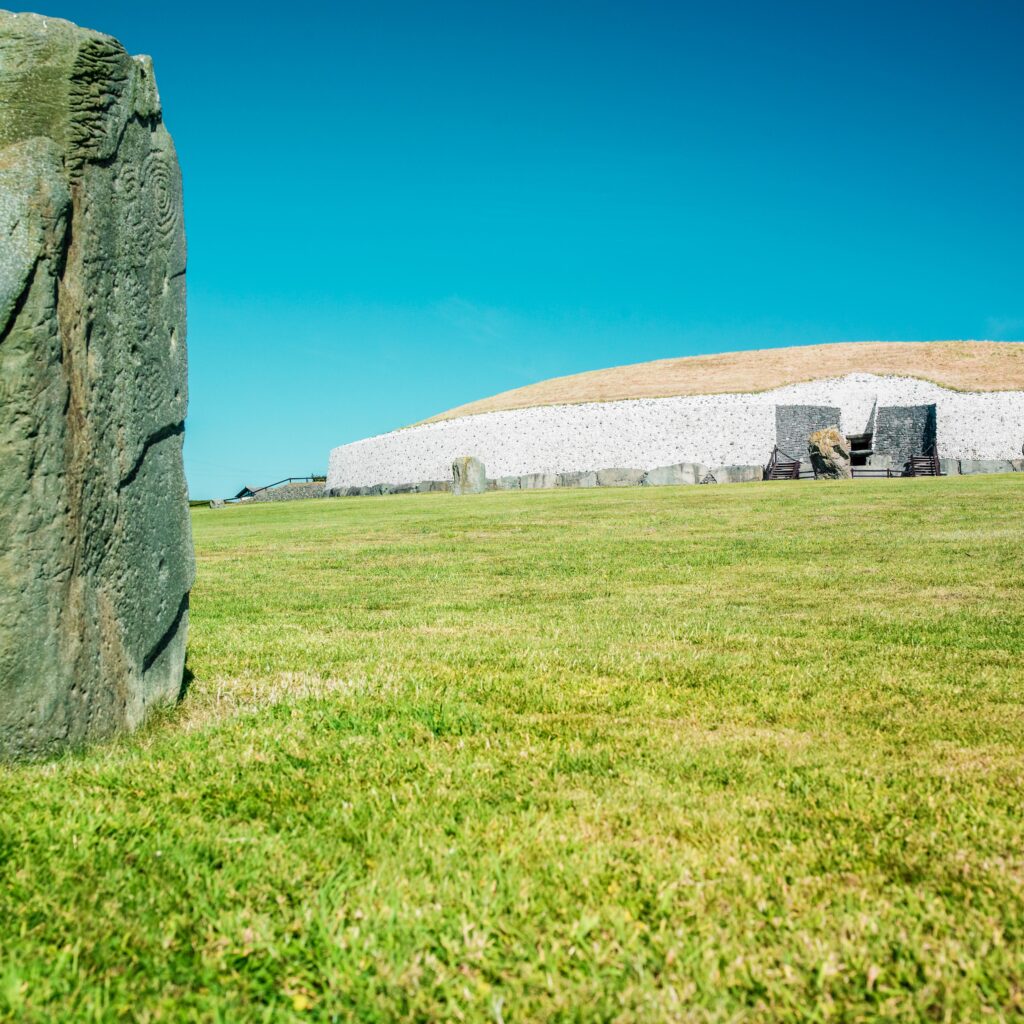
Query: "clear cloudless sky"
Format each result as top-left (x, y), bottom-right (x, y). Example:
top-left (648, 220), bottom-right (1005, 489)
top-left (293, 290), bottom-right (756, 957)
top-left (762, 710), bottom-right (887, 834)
top-left (28, 0), bottom-right (1024, 497)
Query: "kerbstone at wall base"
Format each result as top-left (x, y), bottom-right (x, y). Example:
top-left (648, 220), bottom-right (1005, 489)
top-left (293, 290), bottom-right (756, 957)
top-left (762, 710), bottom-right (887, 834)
top-left (325, 479), bottom-right (451, 497)
top-left (596, 468), bottom-right (647, 487)
top-left (957, 459), bottom-right (1019, 475)
top-left (643, 463), bottom-right (708, 486)
top-left (520, 473), bottom-right (559, 490)
top-left (556, 471), bottom-right (599, 488)
top-left (709, 465), bottom-right (765, 484)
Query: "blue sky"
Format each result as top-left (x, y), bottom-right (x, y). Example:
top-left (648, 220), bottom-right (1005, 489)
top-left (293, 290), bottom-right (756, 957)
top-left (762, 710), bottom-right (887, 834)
top-left (34, 1), bottom-right (1024, 498)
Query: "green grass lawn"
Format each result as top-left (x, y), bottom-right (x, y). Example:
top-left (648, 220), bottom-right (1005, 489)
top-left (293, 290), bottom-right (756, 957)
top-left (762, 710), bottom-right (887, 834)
top-left (2, 477), bottom-right (1023, 1022)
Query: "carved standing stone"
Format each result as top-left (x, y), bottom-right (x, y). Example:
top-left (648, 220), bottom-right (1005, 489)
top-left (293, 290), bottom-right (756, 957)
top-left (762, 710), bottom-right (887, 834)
top-left (0, 12), bottom-right (193, 758)
top-left (808, 427), bottom-right (852, 480)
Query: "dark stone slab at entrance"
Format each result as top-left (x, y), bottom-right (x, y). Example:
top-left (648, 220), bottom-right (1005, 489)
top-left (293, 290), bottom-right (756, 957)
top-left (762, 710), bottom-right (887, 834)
top-left (874, 405), bottom-right (937, 469)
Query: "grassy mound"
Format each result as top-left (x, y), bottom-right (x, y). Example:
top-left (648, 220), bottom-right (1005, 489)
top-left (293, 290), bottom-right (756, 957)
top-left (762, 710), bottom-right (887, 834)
top-left (2, 477), bottom-right (1023, 1020)
top-left (424, 340), bottom-right (1024, 422)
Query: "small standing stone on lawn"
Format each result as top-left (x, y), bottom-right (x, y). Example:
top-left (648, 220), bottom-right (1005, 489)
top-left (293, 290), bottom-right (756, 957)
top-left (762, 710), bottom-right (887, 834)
top-left (452, 456), bottom-right (487, 495)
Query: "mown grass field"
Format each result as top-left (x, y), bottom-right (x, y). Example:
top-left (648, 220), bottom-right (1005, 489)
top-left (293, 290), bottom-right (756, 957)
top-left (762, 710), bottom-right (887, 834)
top-left (2, 476), bottom-right (1023, 1022)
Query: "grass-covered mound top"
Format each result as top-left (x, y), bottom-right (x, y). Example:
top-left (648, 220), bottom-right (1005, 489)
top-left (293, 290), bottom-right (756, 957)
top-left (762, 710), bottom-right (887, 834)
top-left (424, 340), bottom-right (1024, 422)
top-left (1, 476), bottom-right (1022, 1020)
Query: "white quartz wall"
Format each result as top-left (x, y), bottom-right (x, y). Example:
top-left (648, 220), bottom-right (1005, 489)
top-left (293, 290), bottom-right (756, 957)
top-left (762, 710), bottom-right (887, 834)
top-left (327, 374), bottom-right (1024, 489)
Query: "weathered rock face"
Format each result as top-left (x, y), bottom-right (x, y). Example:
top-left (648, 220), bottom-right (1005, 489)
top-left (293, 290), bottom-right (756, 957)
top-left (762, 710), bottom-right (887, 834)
top-left (808, 427), bottom-right (852, 480)
top-left (710, 464), bottom-right (765, 484)
top-left (0, 13), bottom-right (193, 758)
top-left (596, 467), bottom-right (646, 487)
top-left (519, 472), bottom-right (558, 490)
top-left (556, 470), bottom-right (598, 488)
top-left (451, 456), bottom-right (486, 495)
top-left (643, 463), bottom-right (708, 486)
top-left (957, 459), bottom-right (1022, 475)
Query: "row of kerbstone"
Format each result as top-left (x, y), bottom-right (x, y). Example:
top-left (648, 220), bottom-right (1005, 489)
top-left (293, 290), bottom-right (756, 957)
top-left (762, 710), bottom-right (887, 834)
top-left (326, 462), bottom-right (765, 497)
top-left (329, 480), bottom-right (453, 497)
top-left (493, 463), bottom-right (765, 489)
top-left (243, 457), bottom-right (1023, 504)
top-left (939, 458), bottom-right (1024, 475)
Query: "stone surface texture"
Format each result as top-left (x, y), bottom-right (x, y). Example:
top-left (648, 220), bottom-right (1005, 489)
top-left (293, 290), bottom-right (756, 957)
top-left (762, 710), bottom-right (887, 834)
top-left (451, 456), bottom-right (486, 495)
top-left (329, 462), bottom-right (764, 496)
top-left (775, 405), bottom-right (841, 462)
top-left (327, 374), bottom-right (1024, 491)
top-left (643, 462), bottom-right (708, 486)
top-left (874, 404), bottom-right (937, 470)
top-left (808, 427), bottom-right (853, 479)
top-left (707, 464), bottom-right (764, 484)
top-left (519, 472), bottom-right (559, 490)
top-left (0, 12), bottom-right (192, 758)
top-left (956, 459), bottom-right (1023, 475)
top-left (596, 467), bottom-right (647, 487)
top-left (556, 471), bottom-right (598, 488)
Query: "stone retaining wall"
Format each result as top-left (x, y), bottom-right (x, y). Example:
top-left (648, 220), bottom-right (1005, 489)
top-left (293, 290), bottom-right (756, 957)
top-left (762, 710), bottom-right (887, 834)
top-left (874, 405), bottom-right (938, 468)
top-left (775, 405), bottom-right (841, 460)
top-left (250, 482), bottom-right (326, 502)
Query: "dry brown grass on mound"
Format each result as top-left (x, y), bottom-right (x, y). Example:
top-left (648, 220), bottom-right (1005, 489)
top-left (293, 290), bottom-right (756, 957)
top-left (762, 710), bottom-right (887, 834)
top-left (422, 340), bottom-right (1024, 423)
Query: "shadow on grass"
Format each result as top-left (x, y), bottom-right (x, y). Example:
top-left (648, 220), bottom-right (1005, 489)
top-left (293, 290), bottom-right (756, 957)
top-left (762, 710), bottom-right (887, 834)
top-left (177, 659), bottom-right (195, 704)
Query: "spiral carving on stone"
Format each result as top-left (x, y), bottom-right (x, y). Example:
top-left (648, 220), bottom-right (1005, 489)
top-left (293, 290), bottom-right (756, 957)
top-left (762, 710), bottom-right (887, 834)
top-left (142, 150), bottom-right (178, 237)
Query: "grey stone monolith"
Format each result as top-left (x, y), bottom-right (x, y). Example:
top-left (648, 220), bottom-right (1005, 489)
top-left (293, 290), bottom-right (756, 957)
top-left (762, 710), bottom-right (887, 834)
top-left (452, 456), bottom-right (487, 495)
top-left (0, 12), bottom-right (194, 758)
top-left (808, 427), bottom-right (852, 480)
